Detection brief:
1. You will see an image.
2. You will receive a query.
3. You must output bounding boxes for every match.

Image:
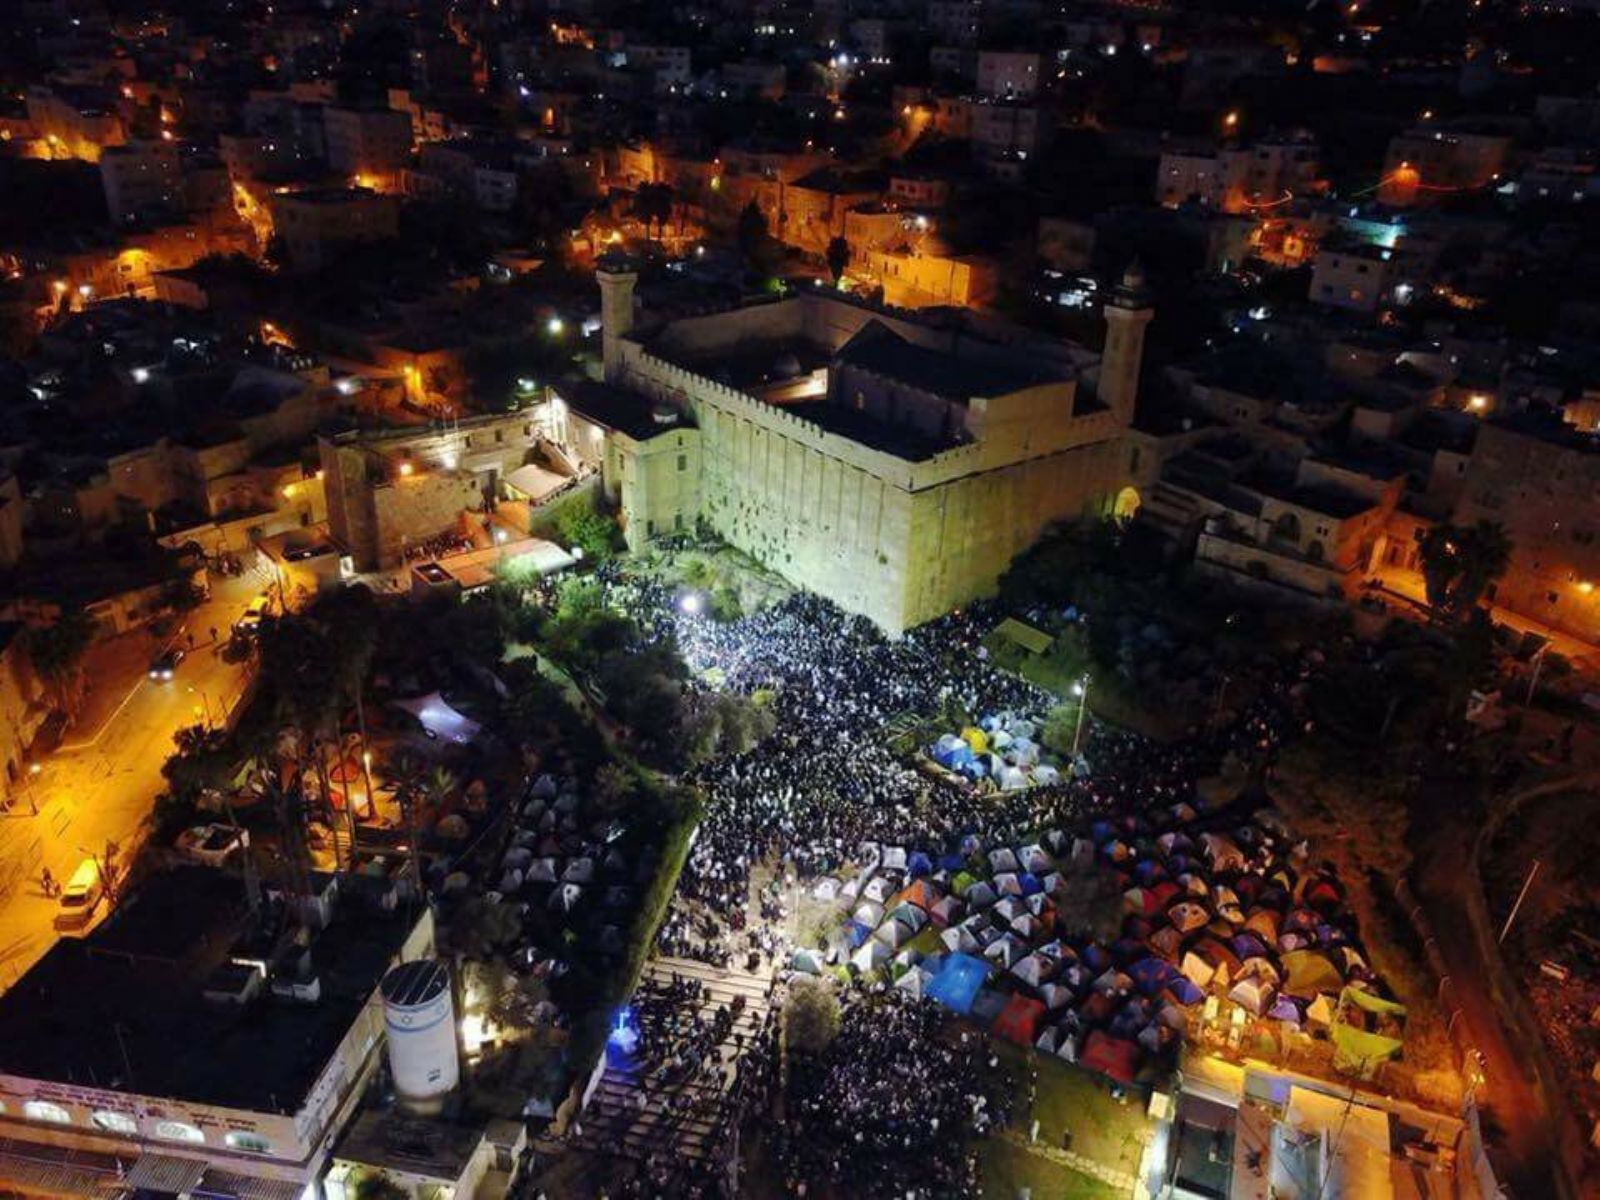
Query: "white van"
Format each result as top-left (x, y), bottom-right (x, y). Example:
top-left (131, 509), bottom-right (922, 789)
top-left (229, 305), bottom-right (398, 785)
top-left (54, 858), bottom-right (103, 932)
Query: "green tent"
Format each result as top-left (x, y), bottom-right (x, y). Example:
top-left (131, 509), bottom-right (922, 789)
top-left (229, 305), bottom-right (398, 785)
top-left (1330, 986), bottom-right (1406, 1077)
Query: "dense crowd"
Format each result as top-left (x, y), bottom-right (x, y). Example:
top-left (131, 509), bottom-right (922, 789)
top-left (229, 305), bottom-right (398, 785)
top-left (777, 991), bottom-right (1006, 1198)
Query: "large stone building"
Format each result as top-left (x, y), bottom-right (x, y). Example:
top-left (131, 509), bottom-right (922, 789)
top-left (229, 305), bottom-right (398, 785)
top-left (563, 260), bottom-right (1149, 634)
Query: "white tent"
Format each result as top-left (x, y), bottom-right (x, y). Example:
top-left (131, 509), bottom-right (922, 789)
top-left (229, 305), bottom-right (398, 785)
top-left (989, 848), bottom-right (1020, 873)
top-left (941, 926), bottom-right (981, 954)
top-left (864, 877), bottom-right (895, 904)
top-left (993, 897), bottom-right (1026, 922)
top-left (930, 896), bottom-right (964, 926)
top-left (1019, 844), bottom-right (1052, 873)
top-left (504, 462), bottom-right (570, 504)
top-left (1228, 977), bottom-right (1274, 1016)
top-left (994, 872), bottom-right (1023, 897)
top-left (853, 901), bottom-right (886, 928)
top-left (895, 966), bottom-right (933, 998)
top-left (812, 877), bottom-right (841, 902)
top-left (1040, 983), bottom-right (1075, 1011)
top-left (888, 903), bottom-right (928, 933)
top-left (1012, 953), bottom-right (1056, 988)
top-left (984, 934), bottom-right (1027, 969)
top-left (1035, 1026), bottom-right (1060, 1054)
top-left (563, 857), bottom-right (594, 884)
top-left (528, 857), bottom-right (559, 883)
top-left (996, 765), bottom-right (1028, 792)
top-left (873, 919), bottom-right (915, 950)
top-left (966, 881), bottom-right (998, 908)
top-left (1042, 872), bottom-right (1067, 895)
top-left (1025, 892), bottom-right (1052, 917)
top-left (391, 693), bottom-right (481, 745)
top-left (852, 941), bottom-right (890, 972)
top-left (548, 883), bottom-right (582, 912)
top-left (1010, 914), bottom-right (1043, 940)
top-left (881, 846), bottom-right (908, 873)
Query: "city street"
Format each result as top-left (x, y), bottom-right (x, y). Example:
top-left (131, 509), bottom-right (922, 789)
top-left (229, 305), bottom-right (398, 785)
top-left (0, 566), bottom-right (270, 992)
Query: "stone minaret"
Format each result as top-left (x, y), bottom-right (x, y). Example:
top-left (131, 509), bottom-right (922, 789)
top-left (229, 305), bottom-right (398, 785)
top-left (595, 254), bottom-right (638, 384)
top-left (1099, 261), bottom-right (1154, 427)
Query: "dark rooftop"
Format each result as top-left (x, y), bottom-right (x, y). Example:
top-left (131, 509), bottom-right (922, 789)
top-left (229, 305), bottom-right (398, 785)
top-left (0, 867), bottom-right (420, 1113)
top-left (835, 321), bottom-right (1066, 401)
top-left (560, 379), bottom-right (687, 441)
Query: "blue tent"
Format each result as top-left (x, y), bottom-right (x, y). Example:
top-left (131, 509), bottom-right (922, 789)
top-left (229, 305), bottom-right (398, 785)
top-left (1019, 872), bottom-right (1044, 896)
top-left (938, 853), bottom-right (967, 872)
top-left (926, 953), bottom-right (990, 1016)
top-left (1166, 977), bottom-right (1205, 1006)
top-left (908, 851), bottom-right (934, 877)
top-left (844, 919), bottom-right (873, 948)
top-left (1128, 958), bottom-right (1179, 996)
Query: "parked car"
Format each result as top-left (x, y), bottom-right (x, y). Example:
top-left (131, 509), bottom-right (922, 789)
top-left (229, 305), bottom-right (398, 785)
top-left (54, 858), bottom-right (104, 932)
top-left (234, 593), bottom-right (272, 637)
top-left (175, 823), bottom-right (247, 866)
top-left (148, 647), bottom-right (186, 680)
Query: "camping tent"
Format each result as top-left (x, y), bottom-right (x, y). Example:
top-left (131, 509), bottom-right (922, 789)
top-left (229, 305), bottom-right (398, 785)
top-left (864, 877), bottom-right (895, 903)
top-left (989, 848), bottom-right (1020, 873)
top-left (930, 896), bottom-right (964, 927)
top-left (1080, 1031), bottom-right (1140, 1085)
top-left (940, 926), bottom-right (981, 955)
top-left (1228, 977), bottom-right (1274, 1016)
top-left (873, 919), bottom-right (915, 949)
top-left (985, 934), bottom-right (1027, 969)
top-left (852, 940), bottom-right (891, 973)
top-left (993, 995), bottom-right (1046, 1046)
top-left (926, 953), bottom-right (989, 1015)
top-left (895, 966), bottom-right (933, 998)
top-left (1282, 948), bottom-right (1345, 998)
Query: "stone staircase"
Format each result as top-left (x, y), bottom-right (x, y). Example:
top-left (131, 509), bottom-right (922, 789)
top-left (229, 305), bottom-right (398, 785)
top-left (575, 956), bottom-right (774, 1172)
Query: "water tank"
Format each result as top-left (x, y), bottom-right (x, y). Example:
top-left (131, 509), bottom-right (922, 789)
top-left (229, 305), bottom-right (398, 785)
top-left (380, 960), bottom-right (460, 1114)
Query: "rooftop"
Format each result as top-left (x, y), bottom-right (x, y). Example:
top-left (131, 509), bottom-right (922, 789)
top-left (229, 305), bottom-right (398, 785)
top-left (835, 321), bottom-right (1066, 401)
top-left (0, 868), bottom-right (421, 1114)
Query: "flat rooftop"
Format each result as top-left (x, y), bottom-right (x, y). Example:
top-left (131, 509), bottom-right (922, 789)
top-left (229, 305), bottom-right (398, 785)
top-left (0, 868), bottom-right (420, 1114)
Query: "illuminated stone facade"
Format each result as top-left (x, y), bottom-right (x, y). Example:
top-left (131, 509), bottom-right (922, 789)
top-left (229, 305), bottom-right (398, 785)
top-left (590, 267), bottom-right (1147, 634)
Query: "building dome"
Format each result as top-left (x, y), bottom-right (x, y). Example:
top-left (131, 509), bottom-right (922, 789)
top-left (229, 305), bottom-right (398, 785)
top-left (771, 352), bottom-right (803, 380)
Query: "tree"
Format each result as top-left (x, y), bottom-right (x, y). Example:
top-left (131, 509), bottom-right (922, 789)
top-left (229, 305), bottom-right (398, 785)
top-left (1417, 520), bottom-right (1513, 622)
top-left (737, 200), bottom-right (769, 266)
top-left (552, 495), bottom-right (619, 560)
top-left (826, 235), bottom-right (851, 282)
top-left (784, 979), bottom-right (840, 1055)
top-left (592, 762), bottom-right (637, 817)
top-left (633, 182), bottom-right (675, 238)
top-left (26, 607), bottom-right (96, 721)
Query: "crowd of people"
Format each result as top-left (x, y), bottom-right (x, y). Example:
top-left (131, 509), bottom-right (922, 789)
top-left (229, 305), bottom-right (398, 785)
top-left (776, 991), bottom-right (1006, 1197)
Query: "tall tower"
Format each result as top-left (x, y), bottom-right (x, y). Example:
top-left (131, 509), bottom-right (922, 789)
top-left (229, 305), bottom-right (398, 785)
top-left (1099, 261), bottom-right (1154, 427)
top-left (595, 254), bottom-right (638, 384)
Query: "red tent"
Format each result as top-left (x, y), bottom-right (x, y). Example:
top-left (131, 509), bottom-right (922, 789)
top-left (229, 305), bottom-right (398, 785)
top-left (1080, 1031), bottom-right (1140, 1085)
top-left (992, 994), bottom-right (1046, 1046)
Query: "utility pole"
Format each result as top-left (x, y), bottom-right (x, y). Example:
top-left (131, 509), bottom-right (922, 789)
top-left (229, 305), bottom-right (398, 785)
top-left (1499, 858), bottom-right (1541, 945)
top-left (1071, 677), bottom-right (1091, 759)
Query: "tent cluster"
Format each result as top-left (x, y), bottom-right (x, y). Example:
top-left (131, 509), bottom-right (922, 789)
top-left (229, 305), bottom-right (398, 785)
top-left (803, 802), bottom-right (1402, 1087)
top-left (444, 772), bottom-right (648, 960)
top-left (928, 713), bottom-right (1061, 791)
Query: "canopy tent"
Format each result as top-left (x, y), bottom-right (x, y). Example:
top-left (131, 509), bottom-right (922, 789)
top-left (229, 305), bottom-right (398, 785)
top-left (504, 462), bottom-right (571, 503)
top-left (926, 953), bottom-right (989, 1016)
top-left (391, 693), bottom-right (481, 744)
top-left (1080, 1031), bottom-right (1140, 1085)
top-left (993, 995), bottom-right (1046, 1046)
top-left (1331, 987), bottom-right (1406, 1077)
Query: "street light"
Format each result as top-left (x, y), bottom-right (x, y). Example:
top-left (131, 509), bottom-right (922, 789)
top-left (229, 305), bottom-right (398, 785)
top-left (1071, 677), bottom-right (1090, 758)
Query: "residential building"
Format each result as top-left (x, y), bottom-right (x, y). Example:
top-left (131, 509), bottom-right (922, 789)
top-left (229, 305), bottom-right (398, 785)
top-left (0, 869), bottom-right (434, 1200)
top-left (268, 187), bottom-right (399, 272)
top-left (322, 105), bottom-right (414, 179)
top-left (100, 139), bottom-right (183, 224)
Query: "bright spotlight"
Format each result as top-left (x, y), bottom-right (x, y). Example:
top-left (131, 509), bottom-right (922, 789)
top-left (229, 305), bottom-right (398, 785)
top-left (679, 593), bottom-right (703, 616)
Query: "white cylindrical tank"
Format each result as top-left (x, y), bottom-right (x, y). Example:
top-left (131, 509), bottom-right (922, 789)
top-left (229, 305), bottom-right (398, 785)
top-left (381, 960), bottom-right (460, 1114)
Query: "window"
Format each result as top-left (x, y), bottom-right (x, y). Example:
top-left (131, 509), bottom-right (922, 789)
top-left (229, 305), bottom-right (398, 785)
top-left (677, 454), bottom-right (687, 471)
top-left (24, 1101), bottom-right (72, 1125)
top-left (225, 1131), bottom-right (272, 1154)
top-left (92, 1111), bottom-right (138, 1135)
top-left (154, 1120), bottom-right (205, 1144)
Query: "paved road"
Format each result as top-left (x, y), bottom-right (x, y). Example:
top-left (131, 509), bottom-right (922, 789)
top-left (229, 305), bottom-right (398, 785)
top-left (1409, 763), bottom-right (1591, 1200)
top-left (0, 569), bottom-right (269, 992)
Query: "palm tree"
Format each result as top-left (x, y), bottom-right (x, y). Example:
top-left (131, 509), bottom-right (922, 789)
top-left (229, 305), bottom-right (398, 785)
top-left (26, 607), bottom-right (96, 722)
